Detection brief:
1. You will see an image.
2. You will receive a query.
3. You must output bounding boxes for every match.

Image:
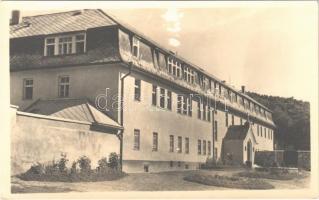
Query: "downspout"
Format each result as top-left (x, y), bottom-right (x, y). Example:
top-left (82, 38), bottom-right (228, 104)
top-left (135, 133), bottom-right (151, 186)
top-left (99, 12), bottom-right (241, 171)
top-left (119, 62), bottom-right (132, 171)
top-left (212, 101), bottom-right (215, 161)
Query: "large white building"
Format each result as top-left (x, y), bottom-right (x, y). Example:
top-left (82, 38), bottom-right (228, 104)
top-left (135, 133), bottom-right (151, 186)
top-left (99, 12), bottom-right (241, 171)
top-left (10, 9), bottom-right (275, 173)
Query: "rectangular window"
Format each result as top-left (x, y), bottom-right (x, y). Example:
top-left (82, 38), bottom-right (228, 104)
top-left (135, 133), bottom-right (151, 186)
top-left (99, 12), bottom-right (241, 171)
top-left (23, 79), bottom-right (33, 100)
top-left (58, 36), bottom-right (73, 55)
top-left (185, 137), bottom-right (189, 154)
top-left (168, 58), bottom-right (182, 78)
top-left (240, 118), bottom-right (243, 125)
top-left (170, 161), bottom-right (173, 167)
top-left (160, 88), bottom-right (165, 108)
top-left (45, 38), bottom-right (55, 56)
top-left (177, 95), bottom-right (182, 114)
top-left (198, 140), bottom-right (202, 155)
top-left (133, 129), bottom-right (140, 150)
top-left (134, 79), bottom-right (141, 101)
top-left (168, 58), bottom-right (173, 74)
top-left (188, 96), bottom-right (192, 116)
top-left (260, 126), bottom-right (263, 137)
top-left (207, 106), bottom-right (211, 121)
top-left (152, 132), bottom-right (158, 151)
top-left (167, 91), bottom-right (172, 110)
top-left (58, 76), bottom-right (70, 98)
top-left (183, 95), bottom-right (187, 115)
top-left (225, 112), bottom-right (228, 127)
top-left (214, 120), bottom-right (218, 141)
top-left (169, 135), bottom-right (174, 152)
top-left (45, 33), bottom-right (86, 56)
top-left (132, 37), bottom-right (140, 57)
top-left (178, 136), bottom-right (182, 153)
top-left (257, 125), bottom-right (259, 136)
top-left (152, 85), bottom-right (157, 106)
top-left (231, 115), bottom-right (234, 125)
top-left (203, 140), bottom-right (206, 155)
top-left (264, 127), bottom-right (267, 138)
top-left (75, 34), bottom-right (85, 54)
top-left (197, 101), bottom-right (202, 119)
top-left (208, 141), bottom-right (211, 155)
top-left (203, 104), bottom-right (207, 121)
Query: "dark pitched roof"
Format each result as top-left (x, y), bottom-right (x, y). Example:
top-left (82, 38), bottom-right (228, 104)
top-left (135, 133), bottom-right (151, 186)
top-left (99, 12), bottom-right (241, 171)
top-left (9, 9), bottom-right (272, 114)
top-left (10, 9), bottom-right (116, 38)
top-left (224, 122), bottom-right (250, 140)
top-left (24, 98), bottom-right (122, 130)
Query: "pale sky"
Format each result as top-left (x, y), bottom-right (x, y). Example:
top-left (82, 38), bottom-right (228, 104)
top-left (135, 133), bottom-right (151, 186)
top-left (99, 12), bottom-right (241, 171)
top-left (8, 2), bottom-right (318, 102)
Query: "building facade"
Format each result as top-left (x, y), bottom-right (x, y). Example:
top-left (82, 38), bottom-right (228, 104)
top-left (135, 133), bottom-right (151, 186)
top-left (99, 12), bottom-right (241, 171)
top-left (10, 9), bottom-right (275, 173)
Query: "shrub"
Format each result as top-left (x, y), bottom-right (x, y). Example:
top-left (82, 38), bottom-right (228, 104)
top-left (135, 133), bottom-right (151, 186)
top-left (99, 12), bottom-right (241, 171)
top-left (108, 153), bottom-right (119, 170)
top-left (26, 162), bottom-right (45, 175)
top-left (45, 160), bottom-right (60, 175)
top-left (58, 153), bottom-right (68, 173)
top-left (202, 158), bottom-right (224, 169)
top-left (18, 154), bottom-right (126, 182)
top-left (184, 173), bottom-right (274, 189)
top-left (97, 157), bottom-right (111, 173)
top-left (77, 156), bottom-right (91, 173)
top-left (70, 161), bottom-right (77, 175)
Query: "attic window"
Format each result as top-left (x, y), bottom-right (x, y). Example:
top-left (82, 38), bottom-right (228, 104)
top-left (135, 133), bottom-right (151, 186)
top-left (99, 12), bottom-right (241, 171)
top-left (132, 36), bottom-right (140, 58)
top-left (44, 33), bottom-right (86, 56)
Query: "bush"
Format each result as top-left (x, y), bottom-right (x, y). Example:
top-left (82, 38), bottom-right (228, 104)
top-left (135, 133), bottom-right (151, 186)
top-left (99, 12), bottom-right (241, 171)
top-left (58, 153), bottom-right (68, 173)
top-left (44, 160), bottom-right (59, 175)
top-left (97, 157), bottom-right (111, 173)
top-left (70, 161), bottom-right (77, 175)
top-left (26, 162), bottom-right (45, 175)
top-left (202, 158), bottom-right (224, 169)
top-left (77, 156), bottom-right (91, 173)
top-left (236, 170), bottom-right (308, 180)
top-left (108, 153), bottom-right (119, 170)
top-left (17, 153), bottom-right (126, 182)
top-left (184, 173), bottom-right (274, 189)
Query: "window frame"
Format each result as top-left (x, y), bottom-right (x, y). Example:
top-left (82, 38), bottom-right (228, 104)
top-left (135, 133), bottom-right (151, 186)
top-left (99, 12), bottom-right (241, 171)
top-left (177, 136), bottom-right (182, 153)
top-left (169, 135), bottom-right (174, 152)
top-left (152, 132), bottom-right (158, 151)
top-left (23, 78), bottom-right (33, 100)
top-left (44, 33), bottom-right (86, 56)
top-left (134, 79), bottom-right (141, 101)
top-left (185, 137), bottom-right (189, 154)
top-left (58, 75), bottom-right (70, 98)
top-left (133, 129), bottom-right (140, 151)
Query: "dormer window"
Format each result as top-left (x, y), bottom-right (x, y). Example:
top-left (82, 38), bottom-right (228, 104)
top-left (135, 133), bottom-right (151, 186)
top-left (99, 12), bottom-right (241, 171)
top-left (167, 57), bottom-right (182, 78)
top-left (183, 66), bottom-right (195, 84)
top-left (132, 36), bottom-right (140, 58)
top-left (58, 36), bottom-right (73, 55)
top-left (44, 33), bottom-right (86, 56)
top-left (46, 38), bottom-right (55, 56)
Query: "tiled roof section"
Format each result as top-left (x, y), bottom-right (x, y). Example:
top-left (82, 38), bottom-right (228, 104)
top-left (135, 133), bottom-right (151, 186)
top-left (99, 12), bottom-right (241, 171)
top-left (10, 9), bottom-right (116, 38)
top-left (24, 98), bottom-right (122, 129)
top-left (224, 122), bottom-right (250, 140)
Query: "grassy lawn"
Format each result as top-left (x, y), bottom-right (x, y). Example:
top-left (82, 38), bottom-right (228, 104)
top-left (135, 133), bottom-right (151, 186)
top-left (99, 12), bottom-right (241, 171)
top-left (11, 169), bottom-right (310, 193)
top-left (235, 170), bottom-right (308, 180)
top-left (184, 173), bottom-right (274, 190)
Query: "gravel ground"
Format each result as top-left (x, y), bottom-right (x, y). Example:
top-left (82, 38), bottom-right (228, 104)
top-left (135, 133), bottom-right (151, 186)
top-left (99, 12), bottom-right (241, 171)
top-left (11, 168), bottom-right (310, 193)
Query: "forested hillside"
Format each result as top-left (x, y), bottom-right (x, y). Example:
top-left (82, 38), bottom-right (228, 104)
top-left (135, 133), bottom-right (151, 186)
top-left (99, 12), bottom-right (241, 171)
top-left (247, 92), bottom-right (310, 150)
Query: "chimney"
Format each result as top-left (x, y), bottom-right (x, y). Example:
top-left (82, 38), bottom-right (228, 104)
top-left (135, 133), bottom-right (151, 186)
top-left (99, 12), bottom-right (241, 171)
top-left (241, 85), bottom-right (245, 94)
top-left (10, 10), bottom-right (20, 25)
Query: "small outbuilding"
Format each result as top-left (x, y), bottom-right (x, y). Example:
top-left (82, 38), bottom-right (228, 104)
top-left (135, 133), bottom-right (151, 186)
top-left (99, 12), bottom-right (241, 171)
top-left (222, 121), bottom-right (258, 166)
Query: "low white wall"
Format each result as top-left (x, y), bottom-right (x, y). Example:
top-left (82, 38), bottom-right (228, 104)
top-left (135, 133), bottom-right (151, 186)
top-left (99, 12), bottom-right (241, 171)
top-left (11, 108), bottom-right (119, 175)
